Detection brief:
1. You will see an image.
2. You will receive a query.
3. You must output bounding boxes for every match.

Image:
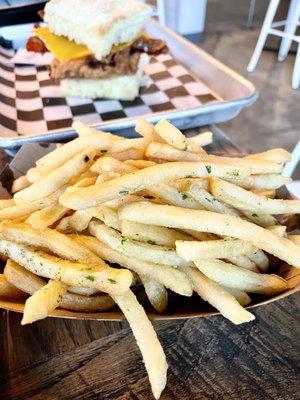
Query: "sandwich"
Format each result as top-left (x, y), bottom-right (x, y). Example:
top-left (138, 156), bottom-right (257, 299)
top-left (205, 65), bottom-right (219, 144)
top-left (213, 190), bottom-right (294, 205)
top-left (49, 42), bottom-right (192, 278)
top-left (26, 0), bottom-right (167, 100)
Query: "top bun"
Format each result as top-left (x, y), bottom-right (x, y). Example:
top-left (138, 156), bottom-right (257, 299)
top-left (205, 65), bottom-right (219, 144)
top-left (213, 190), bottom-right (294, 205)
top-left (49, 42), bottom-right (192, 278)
top-left (44, 0), bottom-right (152, 60)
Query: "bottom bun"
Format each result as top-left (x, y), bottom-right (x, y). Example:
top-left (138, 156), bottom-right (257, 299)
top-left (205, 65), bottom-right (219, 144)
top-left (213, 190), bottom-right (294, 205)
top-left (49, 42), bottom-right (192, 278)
top-left (60, 54), bottom-right (149, 100)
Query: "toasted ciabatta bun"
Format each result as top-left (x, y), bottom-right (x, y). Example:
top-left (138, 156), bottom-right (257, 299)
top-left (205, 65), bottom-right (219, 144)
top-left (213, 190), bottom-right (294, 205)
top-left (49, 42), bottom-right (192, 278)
top-left (44, 0), bottom-right (152, 61)
top-left (60, 53), bottom-right (149, 100)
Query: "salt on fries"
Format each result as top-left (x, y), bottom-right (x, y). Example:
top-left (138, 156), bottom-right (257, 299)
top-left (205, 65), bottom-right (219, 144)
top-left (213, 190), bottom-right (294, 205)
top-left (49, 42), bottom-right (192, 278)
top-left (0, 119), bottom-right (298, 399)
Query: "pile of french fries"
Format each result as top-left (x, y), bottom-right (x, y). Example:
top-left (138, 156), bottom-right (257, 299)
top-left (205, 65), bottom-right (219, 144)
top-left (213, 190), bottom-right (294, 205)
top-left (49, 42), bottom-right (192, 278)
top-left (0, 118), bottom-right (299, 399)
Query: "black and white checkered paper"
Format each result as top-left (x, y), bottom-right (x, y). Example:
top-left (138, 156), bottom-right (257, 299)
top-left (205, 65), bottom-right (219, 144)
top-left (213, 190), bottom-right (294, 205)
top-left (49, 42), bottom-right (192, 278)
top-left (0, 46), bottom-right (219, 139)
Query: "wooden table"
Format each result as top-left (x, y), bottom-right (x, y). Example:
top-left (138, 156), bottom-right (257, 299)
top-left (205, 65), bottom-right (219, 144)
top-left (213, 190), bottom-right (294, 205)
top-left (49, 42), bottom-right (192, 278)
top-left (0, 128), bottom-right (299, 400)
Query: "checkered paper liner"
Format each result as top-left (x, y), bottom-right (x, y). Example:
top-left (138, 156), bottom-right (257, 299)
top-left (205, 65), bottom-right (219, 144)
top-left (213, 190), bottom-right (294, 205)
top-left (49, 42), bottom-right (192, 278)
top-left (0, 46), bottom-right (220, 139)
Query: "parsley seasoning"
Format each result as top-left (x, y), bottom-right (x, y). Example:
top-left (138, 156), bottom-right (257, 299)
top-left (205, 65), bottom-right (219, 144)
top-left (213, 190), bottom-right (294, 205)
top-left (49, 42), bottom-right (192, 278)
top-left (119, 190), bottom-right (129, 195)
top-left (108, 278), bottom-right (116, 284)
top-left (181, 193), bottom-right (188, 200)
top-left (182, 143), bottom-right (188, 151)
top-left (85, 275), bottom-right (95, 282)
top-left (205, 165), bottom-right (212, 174)
top-left (147, 240), bottom-right (156, 245)
top-left (252, 213), bottom-right (258, 217)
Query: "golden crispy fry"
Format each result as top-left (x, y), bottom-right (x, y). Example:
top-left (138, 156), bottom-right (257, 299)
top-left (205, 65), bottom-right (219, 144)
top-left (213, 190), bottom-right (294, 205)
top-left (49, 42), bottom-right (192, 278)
top-left (36, 131), bottom-right (111, 174)
top-left (176, 239), bottom-right (254, 261)
top-left (0, 271), bottom-right (26, 298)
top-left (91, 156), bottom-right (137, 174)
top-left (221, 286), bottom-right (251, 306)
top-left (140, 276), bottom-right (168, 313)
top-left (26, 203), bottom-right (69, 229)
top-left (4, 260), bottom-right (114, 310)
top-left (0, 190), bottom-right (61, 221)
top-left (0, 239), bottom-right (132, 295)
top-left (0, 220), bottom-right (104, 265)
top-left (135, 118), bottom-right (162, 141)
top-left (210, 177), bottom-right (300, 214)
top-left (225, 255), bottom-right (258, 272)
top-left (154, 119), bottom-right (201, 153)
top-left (121, 220), bottom-right (192, 247)
top-left (15, 148), bottom-right (98, 204)
top-left (146, 183), bottom-right (204, 209)
top-left (119, 202), bottom-right (300, 268)
top-left (112, 289), bottom-right (168, 399)
top-left (146, 142), bottom-right (203, 162)
top-left (22, 279), bottom-right (67, 325)
top-left (125, 159), bottom-right (156, 169)
top-left (189, 131), bottom-right (213, 147)
top-left (11, 175), bottom-right (31, 193)
top-left (245, 148), bottom-right (291, 163)
top-left (59, 162), bottom-right (250, 209)
top-left (194, 259), bottom-right (287, 295)
top-left (89, 220), bottom-right (189, 267)
top-left (180, 265), bottom-right (255, 324)
top-left (226, 174), bottom-right (291, 190)
top-left (0, 199), bottom-right (14, 210)
top-left (73, 234), bottom-right (193, 296)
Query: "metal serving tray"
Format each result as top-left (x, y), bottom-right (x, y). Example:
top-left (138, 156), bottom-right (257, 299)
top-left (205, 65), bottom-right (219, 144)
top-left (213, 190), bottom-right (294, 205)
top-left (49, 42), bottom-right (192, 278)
top-left (0, 19), bottom-right (258, 149)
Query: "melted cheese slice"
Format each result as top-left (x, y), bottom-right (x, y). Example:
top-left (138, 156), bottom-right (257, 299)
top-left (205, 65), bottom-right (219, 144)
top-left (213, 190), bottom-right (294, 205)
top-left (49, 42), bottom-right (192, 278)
top-left (34, 27), bottom-right (146, 63)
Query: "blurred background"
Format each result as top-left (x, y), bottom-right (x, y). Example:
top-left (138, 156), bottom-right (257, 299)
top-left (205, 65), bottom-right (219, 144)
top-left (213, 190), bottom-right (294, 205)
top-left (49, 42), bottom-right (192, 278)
top-left (149, 0), bottom-right (300, 152)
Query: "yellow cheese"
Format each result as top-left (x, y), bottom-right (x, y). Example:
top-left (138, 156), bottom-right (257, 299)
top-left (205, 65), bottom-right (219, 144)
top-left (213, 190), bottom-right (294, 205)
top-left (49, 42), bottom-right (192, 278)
top-left (34, 26), bottom-right (147, 63)
top-left (34, 27), bottom-right (92, 62)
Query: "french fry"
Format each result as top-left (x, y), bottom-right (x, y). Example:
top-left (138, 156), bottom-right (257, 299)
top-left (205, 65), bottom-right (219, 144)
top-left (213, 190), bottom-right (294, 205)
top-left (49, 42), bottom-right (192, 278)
top-left (0, 220), bottom-right (108, 265)
top-left (221, 286), bottom-right (251, 306)
top-left (15, 148), bottom-right (98, 204)
top-left (194, 259), bottom-right (287, 295)
top-left (91, 205), bottom-right (121, 231)
top-left (11, 175), bottom-right (31, 193)
top-left (289, 235), bottom-right (300, 246)
top-left (252, 189), bottom-right (275, 199)
top-left (4, 260), bottom-right (114, 311)
top-left (112, 289), bottom-right (168, 399)
top-left (109, 147), bottom-right (145, 161)
top-left (119, 202), bottom-right (300, 268)
top-left (0, 272), bottom-right (26, 298)
top-left (125, 159), bottom-right (156, 169)
top-left (0, 239), bottom-right (132, 295)
top-left (189, 131), bottom-right (213, 147)
top-left (180, 265), bottom-right (255, 324)
top-left (241, 210), bottom-right (277, 228)
top-left (176, 239), bottom-right (254, 261)
top-left (245, 148), bottom-right (291, 163)
top-left (187, 184), bottom-right (239, 215)
top-left (21, 279), bottom-right (67, 325)
top-left (89, 220), bottom-right (189, 267)
top-left (91, 156), bottom-right (137, 174)
top-left (154, 120), bottom-right (202, 153)
top-left (0, 199), bottom-right (14, 210)
top-left (146, 183), bottom-right (204, 210)
top-left (210, 177), bottom-right (300, 214)
top-left (135, 118), bottom-right (162, 142)
top-left (168, 177), bottom-right (209, 192)
top-left (140, 276), bottom-right (168, 313)
top-left (26, 202), bottom-right (69, 229)
top-left (55, 215), bottom-right (72, 232)
top-left (110, 137), bottom-right (149, 153)
top-left (121, 220), bottom-right (193, 247)
top-left (59, 162), bottom-right (250, 209)
top-left (36, 131), bottom-right (111, 174)
top-left (225, 255), bottom-right (258, 272)
top-left (268, 225), bottom-right (287, 237)
top-left (73, 234), bottom-right (193, 296)
top-left (146, 142), bottom-right (203, 162)
top-left (26, 167), bottom-right (43, 183)
top-left (247, 248), bottom-right (269, 273)
top-left (0, 190), bottom-right (61, 221)
top-left (227, 174), bottom-right (291, 190)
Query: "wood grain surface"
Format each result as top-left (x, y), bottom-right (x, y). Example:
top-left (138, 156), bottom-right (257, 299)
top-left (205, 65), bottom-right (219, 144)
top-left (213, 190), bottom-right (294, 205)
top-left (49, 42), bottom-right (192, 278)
top-left (0, 128), bottom-right (299, 400)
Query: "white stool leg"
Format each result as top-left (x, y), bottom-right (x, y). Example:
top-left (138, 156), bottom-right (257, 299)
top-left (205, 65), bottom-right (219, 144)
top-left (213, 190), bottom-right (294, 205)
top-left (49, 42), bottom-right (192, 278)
top-left (247, 0), bottom-right (280, 72)
top-left (156, 0), bottom-right (166, 25)
top-left (278, 0), bottom-right (300, 61)
top-left (292, 43), bottom-right (300, 89)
